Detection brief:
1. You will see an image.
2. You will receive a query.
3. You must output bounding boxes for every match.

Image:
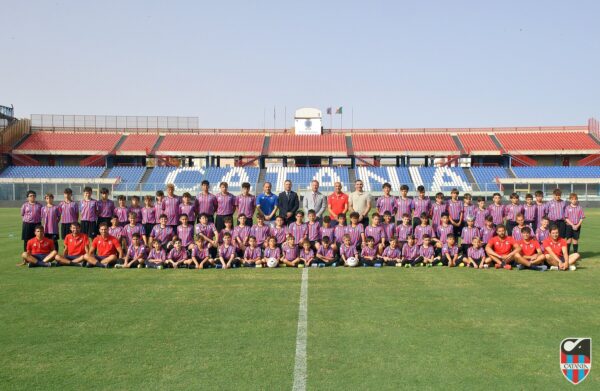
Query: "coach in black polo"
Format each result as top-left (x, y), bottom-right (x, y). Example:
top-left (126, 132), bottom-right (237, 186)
top-left (278, 179), bottom-right (299, 225)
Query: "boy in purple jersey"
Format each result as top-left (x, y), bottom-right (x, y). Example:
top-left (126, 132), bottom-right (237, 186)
top-left (412, 185), bottom-right (430, 228)
top-left (195, 213), bottom-right (219, 249)
top-left (119, 233), bottom-right (147, 269)
top-left (429, 192), bottom-right (447, 231)
top-left (216, 182), bottom-right (236, 231)
top-left (287, 210), bottom-right (308, 245)
top-left (434, 213), bottom-right (454, 249)
top-left (364, 213), bottom-right (385, 254)
top-left (164, 184), bottom-right (181, 231)
top-left (447, 188), bottom-right (463, 238)
top-left (42, 193), bottom-right (61, 251)
top-left (460, 216), bottom-right (480, 255)
top-left (234, 214), bottom-right (252, 252)
top-left (165, 238), bottom-right (189, 269)
top-left (179, 192), bottom-right (196, 224)
top-left (416, 235), bottom-right (435, 267)
top-left (236, 182), bottom-right (256, 227)
top-left (195, 180), bottom-right (218, 224)
top-left (142, 195), bottom-right (156, 238)
top-left (218, 217), bottom-right (235, 245)
top-left (145, 240), bottom-right (166, 269)
top-left (316, 236), bottom-right (337, 266)
top-left (473, 197), bottom-right (489, 229)
top-left (401, 235), bottom-right (419, 267)
top-left (396, 184), bottom-right (414, 223)
top-left (465, 237), bottom-right (487, 268)
top-left (487, 192), bottom-right (504, 226)
top-left (251, 214), bottom-right (271, 248)
top-left (511, 214), bottom-right (529, 241)
top-left (536, 216), bottom-right (550, 250)
top-left (339, 234), bottom-right (358, 267)
top-left (299, 239), bottom-right (315, 267)
top-left (188, 236), bottom-right (211, 269)
top-left (243, 236), bottom-right (262, 267)
top-left (263, 236), bottom-right (282, 267)
top-left (220, 232), bottom-right (240, 268)
top-left (154, 190), bottom-right (165, 223)
top-left (534, 190), bottom-right (547, 232)
top-left (114, 195), bottom-right (129, 226)
top-left (382, 211), bottom-right (396, 244)
top-left (376, 182), bottom-right (397, 219)
top-left (319, 216), bottom-right (335, 251)
top-left (436, 235), bottom-right (462, 267)
top-left (306, 210), bottom-right (321, 248)
top-left (281, 235), bottom-right (301, 267)
top-left (79, 186), bottom-right (99, 238)
top-left (150, 214), bottom-right (174, 249)
top-left (523, 194), bottom-right (537, 230)
top-left (176, 214), bottom-right (194, 250)
top-left (333, 214), bottom-right (347, 247)
top-left (360, 236), bottom-right (378, 266)
top-left (270, 215), bottom-right (287, 247)
top-left (98, 188), bottom-right (115, 228)
top-left (565, 193), bottom-right (584, 253)
top-left (346, 212), bottom-right (365, 248)
top-left (379, 237), bottom-right (401, 266)
top-left (123, 212), bottom-right (147, 248)
top-left (480, 216), bottom-right (496, 246)
top-left (462, 193), bottom-right (475, 224)
top-left (504, 193), bottom-right (523, 235)
top-left (108, 216), bottom-right (124, 242)
top-left (128, 196), bottom-right (143, 224)
top-left (394, 213), bottom-right (413, 249)
top-left (547, 188), bottom-right (567, 239)
top-left (59, 188), bottom-right (78, 240)
top-left (414, 213), bottom-right (435, 246)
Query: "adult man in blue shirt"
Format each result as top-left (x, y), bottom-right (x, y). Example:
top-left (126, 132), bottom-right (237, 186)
top-left (257, 182), bottom-right (279, 227)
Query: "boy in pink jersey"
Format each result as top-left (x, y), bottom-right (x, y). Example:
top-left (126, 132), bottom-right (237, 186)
top-left (511, 213), bottom-right (529, 241)
top-left (414, 213), bottom-right (435, 246)
top-left (165, 238), bottom-right (189, 269)
top-left (218, 232), bottom-right (238, 268)
top-left (346, 212), bottom-right (365, 248)
top-left (504, 193), bottom-right (523, 236)
top-left (319, 216), bottom-right (335, 251)
top-left (487, 192), bottom-right (505, 226)
top-left (565, 193), bottom-right (584, 254)
top-left (129, 196), bottom-right (142, 224)
top-left (119, 233), bottom-right (147, 269)
top-left (142, 195), bottom-right (156, 238)
top-left (416, 235), bottom-right (435, 267)
top-left (188, 236), bottom-right (211, 269)
top-left (379, 237), bottom-right (401, 267)
top-left (333, 214), bottom-right (347, 248)
top-left (376, 182), bottom-right (397, 218)
top-left (123, 212), bottom-right (146, 248)
top-left (176, 213), bottom-right (194, 250)
top-left (243, 236), bottom-right (262, 267)
top-left (59, 188), bottom-right (78, 240)
top-left (114, 195), bottom-right (129, 226)
top-left (145, 240), bottom-right (166, 269)
top-left (400, 235), bottom-right (419, 267)
top-left (412, 185), bottom-right (430, 228)
top-left (281, 235), bottom-right (301, 267)
top-left (382, 211), bottom-right (396, 245)
top-left (447, 188), bottom-right (463, 238)
top-left (164, 184), bottom-right (181, 231)
top-left (364, 213), bottom-right (385, 254)
top-left (233, 214), bottom-right (252, 252)
top-left (195, 213), bottom-right (219, 250)
top-left (42, 193), bottom-right (61, 251)
top-left (429, 192), bottom-right (447, 231)
top-left (394, 213), bottom-right (413, 249)
top-left (339, 234), bottom-right (358, 267)
top-left (98, 187), bottom-right (115, 228)
top-left (437, 235), bottom-right (462, 267)
top-left (360, 236), bottom-right (378, 266)
top-left (465, 236), bottom-right (487, 268)
top-left (251, 213), bottom-right (271, 248)
top-left (315, 236), bottom-right (337, 266)
top-left (460, 216), bottom-right (480, 256)
top-left (534, 190), bottom-right (547, 232)
top-left (396, 184), bottom-right (413, 223)
top-left (287, 210), bottom-right (308, 245)
top-left (306, 210), bottom-right (321, 248)
top-left (270, 215), bottom-right (287, 247)
top-left (480, 215), bottom-right (496, 246)
top-left (263, 236), bottom-right (282, 267)
top-left (299, 239), bottom-right (315, 267)
top-left (434, 213), bottom-right (454, 249)
top-left (473, 197), bottom-right (489, 229)
top-left (79, 186), bottom-right (99, 238)
top-left (150, 214), bottom-right (174, 249)
top-left (179, 192), bottom-right (196, 224)
top-left (523, 194), bottom-right (537, 230)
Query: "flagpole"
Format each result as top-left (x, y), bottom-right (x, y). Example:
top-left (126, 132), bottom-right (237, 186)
top-left (273, 105), bottom-right (276, 129)
top-left (352, 107), bottom-right (354, 130)
top-left (284, 106), bottom-right (287, 129)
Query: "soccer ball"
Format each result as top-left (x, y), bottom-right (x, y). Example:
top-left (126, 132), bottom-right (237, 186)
top-left (267, 257), bottom-right (278, 268)
top-left (346, 257), bottom-right (359, 267)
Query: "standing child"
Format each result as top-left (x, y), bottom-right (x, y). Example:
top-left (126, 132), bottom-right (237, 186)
top-left (333, 214), bottom-right (347, 249)
top-left (565, 193), bottom-right (584, 254)
top-left (270, 215), bottom-right (288, 247)
top-left (150, 214), bottom-right (174, 250)
top-left (108, 216), bottom-right (124, 244)
top-left (142, 196), bottom-right (156, 239)
top-left (377, 183), bottom-right (397, 219)
top-left (59, 188), bottom-right (79, 241)
top-left (346, 212), bottom-right (365, 248)
top-left (80, 187), bottom-right (99, 238)
top-left (234, 214), bottom-right (252, 253)
top-left (462, 193), bottom-right (475, 223)
top-left (251, 214), bottom-right (271, 248)
top-left (177, 214), bottom-right (194, 250)
top-left (41, 193), bottom-right (61, 251)
top-left (504, 193), bottom-right (523, 236)
top-left (447, 188), bottom-right (463, 238)
top-left (480, 216), bottom-right (496, 247)
top-left (21, 191), bottom-right (43, 253)
top-left (145, 240), bottom-right (166, 269)
top-left (460, 216), bottom-right (480, 256)
top-left (396, 184), bottom-right (414, 225)
top-left (547, 188), bottom-right (567, 238)
top-left (523, 194), bottom-right (537, 231)
top-left (434, 213), bottom-right (454, 250)
top-left (382, 211), bottom-right (396, 245)
top-left (364, 213), bottom-right (385, 254)
top-left (128, 195), bottom-right (143, 224)
top-left (114, 195), bottom-right (129, 226)
top-left (473, 197), bottom-right (489, 229)
top-left (429, 192), bottom-right (447, 231)
top-left (179, 192), bottom-right (196, 224)
top-left (123, 212), bottom-right (146, 248)
top-left (395, 213), bottom-right (413, 250)
top-left (534, 190), bottom-right (547, 233)
top-left (319, 216), bottom-right (335, 251)
top-left (487, 192), bottom-right (505, 227)
top-left (414, 213), bottom-right (436, 246)
top-left (412, 185), bottom-right (430, 228)
top-left (306, 210), bottom-right (321, 248)
top-left (98, 188), bottom-right (115, 228)
top-left (154, 190), bottom-right (165, 224)
top-left (287, 211), bottom-right (308, 245)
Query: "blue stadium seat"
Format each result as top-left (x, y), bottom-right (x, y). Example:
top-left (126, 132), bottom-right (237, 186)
top-left (512, 166), bottom-right (600, 178)
top-left (470, 167), bottom-right (510, 192)
top-left (141, 167), bottom-right (259, 194)
top-left (0, 166), bottom-right (105, 179)
top-left (264, 167), bottom-right (350, 193)
top-left (106, 166), bottom-right (146, 191)
top-left (410, 167), bottom-right (473, 193)
top-left (356, 167), bottom-right (413, 192)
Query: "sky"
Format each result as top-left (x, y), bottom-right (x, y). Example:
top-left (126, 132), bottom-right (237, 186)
top-left (1, 0), bottom-right (599, 129)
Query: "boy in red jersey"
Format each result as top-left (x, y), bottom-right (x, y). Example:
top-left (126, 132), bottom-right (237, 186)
top-left (514, 226), bottom-right (546, 271)
top-left (84, 223), bottom-right (123, 268)
top-left (485, 224), bottom-right (521, 270)
top-left (21, 225), bottom-right (57, 267)
top-left (543, 226), bottom-right (580, 271)
top-left (55, 222), bottom-right (89, 266)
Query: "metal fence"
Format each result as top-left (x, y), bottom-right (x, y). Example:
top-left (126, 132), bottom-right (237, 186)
top-left (1, 181), bottom-right (599, 201)
top-left (31, 114), bottom-right (199, 130)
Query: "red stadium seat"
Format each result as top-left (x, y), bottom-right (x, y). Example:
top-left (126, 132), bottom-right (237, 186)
top-left (458, 133), bottom-right (500, 155)
top-left (156, 134), bottom-right (264, 155)
top-left (117, 134), bottom-right (159, 155)
top-left (13, 132), bottom-right (121, 155)
top-left (268, 134), bottom-right (347, 156)
top-left (495, 132), bottom-right (600, 154)
top-left (352, 134), bottom-right (459, 155)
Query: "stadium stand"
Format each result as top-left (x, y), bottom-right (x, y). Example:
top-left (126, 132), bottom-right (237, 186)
top-left (410, 166), bottom-right (473, 193)
top-left (13, 132), bottom-right (121, 155)
top-left (352, 134), bottom-right (459, 155)
top-left (268, 135), bottom-right (347, 156)
top-left (156, 134), bottom-right (264, 156)
top-left (0, 165), bottom-right (105, 178)
top-left (356, 167), bottom-right (413, 192)
top-left (105, 166), bottom-right (146, 191)
top-left (457, 133), bottom-right (500, 155)
top-left (141, 167), bottom-right (259, 193)
top-left (264, 167), bottom-right (350, 193)
top-left (117, 134), bottom-right (159, 155)
top-left (470, 167), bottom-right (510, 191)
top-left (512, 166), bottom-right (600, 178)
top-left (495, 132), bottom-right (600, 154)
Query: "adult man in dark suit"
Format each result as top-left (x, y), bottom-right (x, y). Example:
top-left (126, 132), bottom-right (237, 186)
top-left (278, 180), bottom-right (300, 225)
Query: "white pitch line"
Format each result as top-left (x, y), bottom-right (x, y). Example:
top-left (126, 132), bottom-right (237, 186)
top-left (292, 267), bottom-right (309, 391)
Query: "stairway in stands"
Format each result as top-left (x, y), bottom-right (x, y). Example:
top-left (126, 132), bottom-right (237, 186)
top-left (462, 167), bottom-right (480, 191)
top-left (257, 168), bottom-right (267, 191)
top-left (139, 167), bottom-right (154, 187)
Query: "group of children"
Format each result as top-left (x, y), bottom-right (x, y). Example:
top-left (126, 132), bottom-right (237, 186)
top-left (20, 184), bottom-right (584, 271)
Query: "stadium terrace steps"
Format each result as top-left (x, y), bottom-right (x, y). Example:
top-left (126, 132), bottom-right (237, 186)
top-left (470, 167), bottom-right (510, 192)
top-left (345, 135), bottom-right (354, 156)
top-left (348, 168), bottom-right (356, 185)
top-left (106, 166), bottom-right (146, 191)
top-left (489, 134), bottom-right (504, 152)
top-left (117, 134), bottom-right (160, 155)
top-left (261, 136), bottom-right (270, 156)
top-left (463, 168), bottom-right (480, 191)
top-left (451, 135), bottom-right (466, 155)
top-left (458, 133), bottom-right (501, 155)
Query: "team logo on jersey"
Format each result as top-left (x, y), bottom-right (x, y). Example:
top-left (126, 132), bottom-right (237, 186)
top-left (560, 338), bottom-right (591, 384)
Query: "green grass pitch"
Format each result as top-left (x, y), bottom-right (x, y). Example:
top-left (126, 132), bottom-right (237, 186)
top-left (1, 208), bottom-right (598, 390)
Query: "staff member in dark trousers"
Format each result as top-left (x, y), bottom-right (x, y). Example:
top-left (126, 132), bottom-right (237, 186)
top-left (278, 180), bottom-right (299, 225)
top-left (215, 182), bottom-right (236, 231)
